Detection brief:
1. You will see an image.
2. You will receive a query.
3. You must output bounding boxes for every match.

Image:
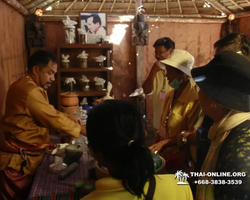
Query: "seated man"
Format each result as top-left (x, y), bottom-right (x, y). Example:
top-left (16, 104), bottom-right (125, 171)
top-left (0, 50), bottom-right (86, 200)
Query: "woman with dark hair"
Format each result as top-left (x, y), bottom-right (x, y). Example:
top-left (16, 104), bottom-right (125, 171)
top-left (82, 100), bottom-right (193, 200)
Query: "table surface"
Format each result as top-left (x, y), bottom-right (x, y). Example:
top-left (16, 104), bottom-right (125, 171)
top-left (28, 133), bottom-right (95, 199)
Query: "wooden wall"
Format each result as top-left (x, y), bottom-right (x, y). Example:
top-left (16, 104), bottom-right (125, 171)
top-left (237, 16), bottom-right (250, 37)
top-left (0, 1), bottom-right (27, 120)
top-left (43, 21), bottom-right (136, 108)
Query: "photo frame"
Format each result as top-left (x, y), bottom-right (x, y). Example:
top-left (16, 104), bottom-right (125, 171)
top-left (79, 13), bottom-right (107, 44)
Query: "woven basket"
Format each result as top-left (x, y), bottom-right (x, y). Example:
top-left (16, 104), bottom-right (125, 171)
top-left (95, 155), bottom-right (166, 179)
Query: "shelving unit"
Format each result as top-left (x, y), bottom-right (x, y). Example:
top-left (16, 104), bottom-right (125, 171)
top-left (57, 44), bottom-right (113, 109)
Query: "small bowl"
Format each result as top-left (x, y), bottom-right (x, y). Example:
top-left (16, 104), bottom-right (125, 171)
top-left (65, 144), bottom-right (83, 163)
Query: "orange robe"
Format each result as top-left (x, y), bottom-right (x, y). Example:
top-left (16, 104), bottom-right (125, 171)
top-left (0, 75), bottom-right (81, 175)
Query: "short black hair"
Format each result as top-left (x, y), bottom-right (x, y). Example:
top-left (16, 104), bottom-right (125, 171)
top-left (214, 33), bottom-right (250, 60)
top-left (28, 50), bottom-right (57, 71)
top-left (87, 14), bottom-right (102, 26)
top-left (153, 37), bottom-right (175, 50)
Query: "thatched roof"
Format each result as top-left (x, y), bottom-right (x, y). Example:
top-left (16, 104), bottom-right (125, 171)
top-left (17, 0), bottom-right (250, 20)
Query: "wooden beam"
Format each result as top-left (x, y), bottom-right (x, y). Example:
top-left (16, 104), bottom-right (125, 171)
top-left (83, 0), bottom-right (92, 11)
top-left (30, 0), bottom-right (52, 13)
top-left (24, 0), bottom-right (43, 9)
top-left (64, 0), bottom-right (77, 13)
top-left (43, 10), bottom-right (228, 18)
top-left (165, 0), bottom-right (169, 13)
top-left (21, 0), bottom-right (32, 6)
top-left (154, 0), bottom-right (156, 13)
top-left (2, 0), bottom-right (29, 15)
top-left (205, 0), bottom-right (231, 14)
top-left (244, 0), bottom-right (250, 5)
top-left (40, 0), bottom-right (57, 10)
top-left (192, 0), bottom-right (199, 13)
top-left (227, 0), bottom-right (244, 10)
top-left (40, 15), bottom-right (226, 23)
top-left (110, 0), bottom-right (117, 13)
top-left (126, 0), bottom-right (132, 13)
top-left (177, 0), bottom-right (183, 13)
top-left (98, 0), bottom-right (106, 12)
top-left (235, 11), bottom-right (250, 18)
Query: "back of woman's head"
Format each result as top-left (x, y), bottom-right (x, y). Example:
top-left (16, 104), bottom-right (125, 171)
top-left (214, 33), bottom-right (250, 60)
top-left (87, 100), bottom-right (155, 198)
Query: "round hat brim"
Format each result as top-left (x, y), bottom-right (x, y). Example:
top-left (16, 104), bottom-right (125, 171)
top-left (191, 67), bottom-right (250, 112)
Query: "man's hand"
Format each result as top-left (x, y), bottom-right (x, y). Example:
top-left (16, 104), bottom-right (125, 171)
top-left (80, 124), bottom-right (87, 136)
top-left (148, 140), bottom-right (168, 154)
top-left (177, 131), bottom-right (188, 149)
top-left (68, 114), bottom-right (82, 125)
top-left (176, 130), bottom-right (197, 149)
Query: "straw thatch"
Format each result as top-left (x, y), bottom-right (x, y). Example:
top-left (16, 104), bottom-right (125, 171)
top-left (16, 0), bottom-right (250, 19)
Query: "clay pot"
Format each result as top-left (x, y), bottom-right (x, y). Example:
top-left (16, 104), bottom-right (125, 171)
top-left (60, 92), bottom-right (79, 107)
top-left (61, 105), bottom-right (79, 116)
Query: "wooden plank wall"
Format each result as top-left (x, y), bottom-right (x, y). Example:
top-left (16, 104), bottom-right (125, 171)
top-left (42, 21), bottom-right (136, 108)
top-left (237, 17), bottom-right (250, 38)
top-left (0, 0), bottom-right (27, 119)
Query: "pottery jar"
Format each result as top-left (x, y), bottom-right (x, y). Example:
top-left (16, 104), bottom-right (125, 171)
top-left (60, 92), bottom-right (79, 107)
top-left (95, 83), bottom-right (103, 91)
top-left (80, 58), bottom-right (87, 68)
top-left (82, 80), bottom-right (90, 91)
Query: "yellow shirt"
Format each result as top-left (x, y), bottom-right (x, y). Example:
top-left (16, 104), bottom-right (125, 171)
top-left (0, 75), bottom-right (80, 175)
top-left (81, 175), bottom-right (193, 200)
top-left (152, 70), bottom-right (171, 129)
top-left (157, 80), bottom-right (201, 160)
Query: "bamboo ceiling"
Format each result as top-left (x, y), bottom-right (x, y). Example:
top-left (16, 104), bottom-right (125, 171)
top-left (17, 0), bottom-right (250, 19)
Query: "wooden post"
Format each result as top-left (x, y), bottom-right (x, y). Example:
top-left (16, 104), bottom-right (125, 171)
top-left (1, 0), bottom-right (29, 15)
top-left (135, 0), bottom-right (144, 88)
top-left (136, 46), bottom-right (144, 87)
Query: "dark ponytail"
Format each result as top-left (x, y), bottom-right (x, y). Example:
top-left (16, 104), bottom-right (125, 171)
top-left (87, 100), bottom-right (155, 198)
top-left (121, 142), bottom-right (155, 198)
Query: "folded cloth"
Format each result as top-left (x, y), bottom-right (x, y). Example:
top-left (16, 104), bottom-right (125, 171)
top-left (0, 168), bottom-right (33, 200)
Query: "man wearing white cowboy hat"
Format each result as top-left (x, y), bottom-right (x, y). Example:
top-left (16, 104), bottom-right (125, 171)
top-left (149, 49), bottom-right (201, 173)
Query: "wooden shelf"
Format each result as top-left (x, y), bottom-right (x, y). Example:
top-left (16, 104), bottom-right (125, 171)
top-left (60, 67), bottom-right (111, 72)
top-left (59, 44), bottom-right (113, 49)
top-left (57, 44), bottom-right (113, 108)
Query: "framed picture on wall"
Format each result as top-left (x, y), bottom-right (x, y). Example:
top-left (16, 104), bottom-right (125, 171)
top-left (79, 13), bottom-right (107, 44)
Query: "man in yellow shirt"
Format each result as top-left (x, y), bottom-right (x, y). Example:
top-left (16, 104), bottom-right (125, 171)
top-left (142, 37), bottom-right (175, 130)
top-left (0, 50), bottom-right (86, 200)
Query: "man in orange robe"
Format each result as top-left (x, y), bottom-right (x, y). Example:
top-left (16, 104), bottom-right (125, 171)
top-left (0, 50), bottom-right (86, 200)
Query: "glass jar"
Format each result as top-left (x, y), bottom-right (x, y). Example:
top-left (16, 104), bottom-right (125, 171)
top-left (95, 83), bottom-right (103, 91)
top-left (82, 80), bottom-right (90, 91)
top-left (80, 58), bottom-right (87, 68)
top-left (64, 26), bottom-right (76, 44)
top-left (62, 61), bottom-right (70, 68)
top-left (97, 61), bottom-right (104, 68)
top-left (79, 33), bottom-right (87, 44)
